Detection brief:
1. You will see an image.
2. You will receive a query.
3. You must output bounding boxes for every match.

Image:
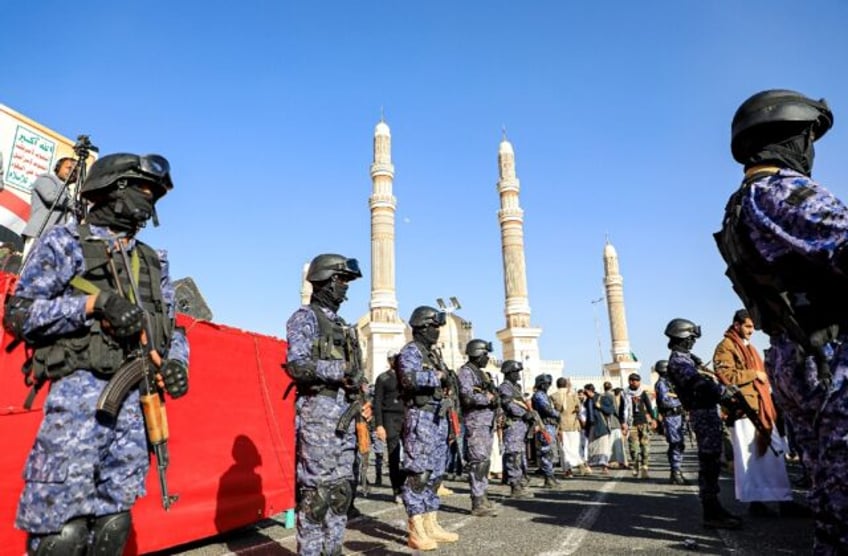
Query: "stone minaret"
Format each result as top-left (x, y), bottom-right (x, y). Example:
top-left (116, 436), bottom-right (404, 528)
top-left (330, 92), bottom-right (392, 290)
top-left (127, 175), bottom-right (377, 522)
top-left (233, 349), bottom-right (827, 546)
top-left (602, 240), bottom-right (642, 387)
top-left (495, 135), bottom-right (543, 393)
top-left (300, 263), bottom-right (312, 306)
top-left (361, 118), bottom-right (406, 381)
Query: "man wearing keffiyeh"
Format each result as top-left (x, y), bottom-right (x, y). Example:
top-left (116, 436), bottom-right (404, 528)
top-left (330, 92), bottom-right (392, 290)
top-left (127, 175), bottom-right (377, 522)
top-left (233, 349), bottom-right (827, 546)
top-left (713, 309), bottom-right (800, 517)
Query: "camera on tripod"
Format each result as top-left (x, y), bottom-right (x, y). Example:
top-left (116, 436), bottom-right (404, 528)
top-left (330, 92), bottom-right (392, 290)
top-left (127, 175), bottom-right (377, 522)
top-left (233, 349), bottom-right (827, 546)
top-left (72, 134), bottom-right (98, 159)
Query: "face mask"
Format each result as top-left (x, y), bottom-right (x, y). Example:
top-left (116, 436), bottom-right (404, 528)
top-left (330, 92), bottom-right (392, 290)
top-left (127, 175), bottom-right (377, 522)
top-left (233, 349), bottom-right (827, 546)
top-left (88, 186), bottom-right (156, 232)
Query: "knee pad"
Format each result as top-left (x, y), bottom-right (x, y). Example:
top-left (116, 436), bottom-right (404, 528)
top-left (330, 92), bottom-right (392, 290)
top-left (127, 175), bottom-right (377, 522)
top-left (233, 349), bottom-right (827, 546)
top-left (406, 471), bottom-right (431, 493)
top-left (29, 517), bottom-right (89, 556)
top-left (91, 511), bottom-right (131, 555)
top-left (327, 481), bottom-right (353, 515)
top-left (469, 462), bottom-right (487, 482)
top-left (298, 486), bottom-right (330, 524)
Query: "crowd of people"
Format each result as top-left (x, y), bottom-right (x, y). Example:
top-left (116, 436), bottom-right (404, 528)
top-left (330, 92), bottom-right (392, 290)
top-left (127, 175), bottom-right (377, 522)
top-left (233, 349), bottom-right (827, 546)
top-left (3, 87), bottom-right (847, 555)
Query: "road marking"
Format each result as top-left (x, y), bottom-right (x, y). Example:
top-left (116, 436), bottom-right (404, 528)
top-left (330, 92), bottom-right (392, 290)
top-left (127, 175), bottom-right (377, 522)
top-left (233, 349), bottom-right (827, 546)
top-left (537, 478), bottom-right (619, 556)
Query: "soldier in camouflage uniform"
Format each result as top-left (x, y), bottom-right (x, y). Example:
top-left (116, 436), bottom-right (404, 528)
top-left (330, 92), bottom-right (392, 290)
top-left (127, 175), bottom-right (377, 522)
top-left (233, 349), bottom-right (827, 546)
top-left (396, 305), bottom-right (458, 551)
top-left (284, 253), bottom-right (367, 556)
top-left (457, 338), bottom-right (499, 517)
top-left (531, 373), bottom-right (562, 489)
top-left (4, 153), bottom-right (189, 555)
top-left (654, 360), bottom-right (688, 485)
top-left (498, 360), bottom-right (534, 499)
top-left (716, 89), bottom-right (847, 554)
top-left (664, 319), bottom-right (741, 530)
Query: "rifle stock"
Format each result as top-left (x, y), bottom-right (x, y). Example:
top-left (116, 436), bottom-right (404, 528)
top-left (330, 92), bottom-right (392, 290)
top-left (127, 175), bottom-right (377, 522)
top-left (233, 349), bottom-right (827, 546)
top-left (342, 327), bottom-right (371, 454)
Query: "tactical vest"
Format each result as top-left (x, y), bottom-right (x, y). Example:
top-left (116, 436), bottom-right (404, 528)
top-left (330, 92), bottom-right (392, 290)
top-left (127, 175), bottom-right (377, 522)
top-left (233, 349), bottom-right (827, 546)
top-left (714, 174), bottom-right (848, 353)
top-left (31, 225), bottom-right (172, 382)
top-left (500, 381), bottom-right (524, 425)
top-left (309, 302), bottom-right (348, 362)
top-left (294, 302), bottom-right (350, 397)
top-left (397, 341), bottom-right (444, 408)
top-left (628, 390), bottom-right (650, 424)
top-left (460, 364), bottom-right (492, 411)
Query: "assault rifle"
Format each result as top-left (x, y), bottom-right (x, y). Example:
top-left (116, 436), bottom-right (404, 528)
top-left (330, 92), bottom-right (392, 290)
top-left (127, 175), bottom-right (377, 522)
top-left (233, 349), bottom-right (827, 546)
top-left (433, 348), bottom-right (462, 440)
top-left (96, 240), bottom-right (178, 510)
top-left (521, 398), bottom-right (553, 445)
top-left (336, 326), bottom-right (371, 455)
top-left (713, 370), bottom-right (781, 457)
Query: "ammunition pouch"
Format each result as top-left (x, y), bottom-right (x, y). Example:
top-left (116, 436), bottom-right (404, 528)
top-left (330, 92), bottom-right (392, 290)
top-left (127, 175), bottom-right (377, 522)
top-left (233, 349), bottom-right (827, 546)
top-left (406, 471), bottom-right (431, 493)
top-left (662, 406), bottom-right (684, 417)
top-left (31, 327), bottom-right (127, 383)
top-left (298, 486), bottom-right (330, 524)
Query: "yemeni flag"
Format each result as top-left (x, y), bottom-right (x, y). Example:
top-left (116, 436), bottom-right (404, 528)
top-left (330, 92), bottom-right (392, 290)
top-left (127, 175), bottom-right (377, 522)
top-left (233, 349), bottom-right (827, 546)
top-left (0, 188), bottom-right (28, 250)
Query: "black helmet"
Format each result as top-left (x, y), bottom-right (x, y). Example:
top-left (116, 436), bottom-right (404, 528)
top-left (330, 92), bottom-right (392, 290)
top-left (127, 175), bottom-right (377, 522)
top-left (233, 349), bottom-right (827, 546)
top-left (409, 306), bottom-right (446, 328)
top-left (465, 339), bottom-right (493, 357)
top-left (306, 254), bottom-right (362, 283)
top-left (731, 89), bottom-right (833, 164)
top-left (535, 373), bottom-right (552, 388)
top-left (501, 360), bottom-right (523, 374)
top-left (654, 360), bottom-right (669, 376)
top-left (664, 318), bottom-right (702, 340)
top-left (81, 153), bottom-right (173, 201)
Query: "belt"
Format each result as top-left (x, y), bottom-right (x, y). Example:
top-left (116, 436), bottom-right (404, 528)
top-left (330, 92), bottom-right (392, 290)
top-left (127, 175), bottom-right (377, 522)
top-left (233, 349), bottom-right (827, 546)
top-left (662, 407), bottom-right (684, 416)
top-left (299, 386), bottom-right (341, 398)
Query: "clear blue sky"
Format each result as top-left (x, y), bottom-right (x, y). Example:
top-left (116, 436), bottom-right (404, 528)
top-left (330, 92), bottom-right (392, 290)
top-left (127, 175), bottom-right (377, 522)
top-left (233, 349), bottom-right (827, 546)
top-left (4, 1), bottom-right (848, 379)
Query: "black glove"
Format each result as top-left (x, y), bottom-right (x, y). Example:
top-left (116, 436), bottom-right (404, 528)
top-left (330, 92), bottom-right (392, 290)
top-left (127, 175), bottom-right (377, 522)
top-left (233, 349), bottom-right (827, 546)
top-left (95, 292), bottom-right (143, 338)
top-left (160, 359), bottom-right (189, 399)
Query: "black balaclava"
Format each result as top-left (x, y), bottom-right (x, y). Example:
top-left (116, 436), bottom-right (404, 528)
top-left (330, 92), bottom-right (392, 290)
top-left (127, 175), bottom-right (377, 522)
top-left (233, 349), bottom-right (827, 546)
top-left (413, 325), bottom-right (440, 347)
top-left (745, 125), bottom-right (815, 176)
top-left (470, 354), bottom-right (490, 369)
top-left (505, 371), bottom-right (521, 385)
top-left (311, 275), bottom-right (348, 313)
top-left (87, 186), bottom-right (156, 233)
top-left (668, 336), bottom-right (697, 354)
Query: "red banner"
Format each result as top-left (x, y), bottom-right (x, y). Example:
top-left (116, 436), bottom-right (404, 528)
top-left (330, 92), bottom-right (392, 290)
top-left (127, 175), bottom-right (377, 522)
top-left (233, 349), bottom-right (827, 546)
top-left (0, 272), bottom-right (295, 555)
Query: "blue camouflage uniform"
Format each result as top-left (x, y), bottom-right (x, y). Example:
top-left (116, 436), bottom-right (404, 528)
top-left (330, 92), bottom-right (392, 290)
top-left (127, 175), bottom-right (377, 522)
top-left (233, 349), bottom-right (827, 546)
top-left (396, 341), bottom-right (448, 517)
top-left (736, 169), bottom-right (848, 553)
top-left (655, 376), bottom-right (686, 473)
top-left (286, 305), bottom-right (356, 556)
top-left (667, 351), bottom-right (723, 500)
top-left (13, 223), bottom-right (188, 536)
top-left (498, 381), bottom-right (529, 485)
top-left (531, 389), bottom-right (559, 478)
top-left (457, 362), bottom-right (495, 498)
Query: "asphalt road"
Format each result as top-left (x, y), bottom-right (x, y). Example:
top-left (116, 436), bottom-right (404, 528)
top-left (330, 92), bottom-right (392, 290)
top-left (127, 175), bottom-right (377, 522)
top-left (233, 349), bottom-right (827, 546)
top-left (159, 436), bottom-right (814, 555)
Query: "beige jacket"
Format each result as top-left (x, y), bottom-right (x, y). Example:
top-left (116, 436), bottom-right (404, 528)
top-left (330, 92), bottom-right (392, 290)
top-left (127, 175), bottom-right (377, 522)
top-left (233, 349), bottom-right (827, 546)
top-left (550, 388), bottom-right (581, 432)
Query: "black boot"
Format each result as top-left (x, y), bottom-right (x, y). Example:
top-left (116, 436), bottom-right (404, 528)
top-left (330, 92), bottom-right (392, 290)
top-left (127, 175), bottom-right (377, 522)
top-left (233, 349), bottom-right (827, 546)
top-left (471, 496), bottom-right (498, 517)
top-left (509, 483), bottom-right (534, 499)
top-left (703, 497), bottom-right (742, 529)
